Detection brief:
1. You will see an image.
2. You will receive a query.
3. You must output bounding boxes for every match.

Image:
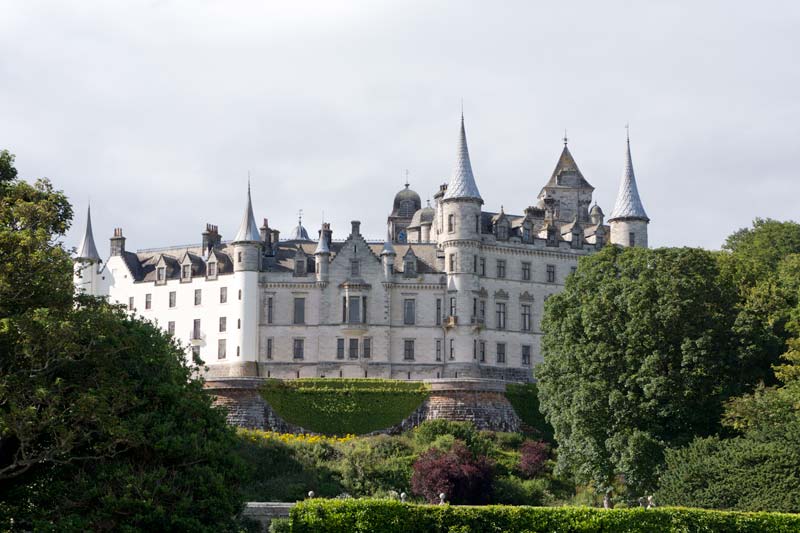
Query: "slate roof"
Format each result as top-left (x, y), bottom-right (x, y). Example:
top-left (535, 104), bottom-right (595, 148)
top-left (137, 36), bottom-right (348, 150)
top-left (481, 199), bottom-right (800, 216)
top-left (443, 116), bottom-right (482, 202)
top-left (233, 184), bottom-right (261, 242)
top-left (541, 144), bottom-right (594, 191)
top-left (608, 138), bottom-right (649, 222)
top-left (76, 206), bottom-right (101, 261)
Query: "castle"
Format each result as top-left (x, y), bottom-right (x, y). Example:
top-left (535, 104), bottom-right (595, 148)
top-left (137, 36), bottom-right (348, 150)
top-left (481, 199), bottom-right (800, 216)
top-left (73, 116), bottom-right (649, 383)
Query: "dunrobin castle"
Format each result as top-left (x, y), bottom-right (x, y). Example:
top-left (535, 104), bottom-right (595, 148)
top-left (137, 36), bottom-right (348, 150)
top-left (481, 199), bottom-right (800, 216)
top-left (73, 117), bottom-right (649, 383)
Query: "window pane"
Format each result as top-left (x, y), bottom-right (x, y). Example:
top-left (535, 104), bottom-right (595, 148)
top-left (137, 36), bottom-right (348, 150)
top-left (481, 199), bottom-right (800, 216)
top-left (349, 338), bottom-right (359, 359)
top-left (348, 296), bottom-right (361, 323)
top-left (363, 338), bottom-right (371, 358)
top-left (293, 298), bottom-right (305, 324)
top-left (404, 299), bottom-right (415, 325)
top-left (337, 338), bottom-right (345, 359)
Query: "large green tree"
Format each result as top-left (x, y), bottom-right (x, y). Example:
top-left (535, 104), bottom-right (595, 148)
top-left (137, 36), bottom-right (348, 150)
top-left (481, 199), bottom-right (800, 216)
top-left (0, 152), bottom-right (246, 531)
top-left (537, 246), bottom-right (772, 502)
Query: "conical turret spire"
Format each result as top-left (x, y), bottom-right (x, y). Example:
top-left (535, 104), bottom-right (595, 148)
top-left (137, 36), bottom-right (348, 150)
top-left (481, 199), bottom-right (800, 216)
top-left (76, 205), bottom-right (101, 262)
top-left (443, 114), bottom-right (482, 202)
top-left (233, 182), bottom-right (262, 242)
top-left (608, 133), bottom-right (649, 222)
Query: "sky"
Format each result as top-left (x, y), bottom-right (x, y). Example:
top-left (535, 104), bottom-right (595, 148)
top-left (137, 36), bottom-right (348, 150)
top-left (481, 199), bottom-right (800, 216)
top-left (2, 1), bottom-right (799, 252)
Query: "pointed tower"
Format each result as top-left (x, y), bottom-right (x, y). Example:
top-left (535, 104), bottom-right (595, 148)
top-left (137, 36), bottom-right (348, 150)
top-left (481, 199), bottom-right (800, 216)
top-left (537, 135), bottom-right (594, 224)
top-left (73, 205), bottom-right (102, 295)
top-left (438, 114), bottom-right (484, 378)
top-left (314, 222), bottom-right (331, 282)
top-left (608, 132), bottom-right (649, 248)
top-left (230, 182), bottom-right (262, 376)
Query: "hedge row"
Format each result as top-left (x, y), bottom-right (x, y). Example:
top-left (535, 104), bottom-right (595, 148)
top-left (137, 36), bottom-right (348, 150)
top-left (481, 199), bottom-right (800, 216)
top-left (504, 383), bottom-right (554, 442)
top-left (260, 379), bottom-right (430, 435)
top-left (289, 499), bottom-right (800, 532)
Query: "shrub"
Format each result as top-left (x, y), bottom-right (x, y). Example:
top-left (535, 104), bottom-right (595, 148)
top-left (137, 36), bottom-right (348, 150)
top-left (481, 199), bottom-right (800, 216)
top-left (412, 420), bottom-right (493, 456)
top-left (504, 383), bottom-right (554, 442)
top-left (410, 441), bottom-right (494, 504)
top-left (337, 435), bottom-right (415, 497)
top-left (518, 439), bottom-right (550, 478)
top-left (290, 499), bottom-right (800, 533)
top-left (260, 379), bottom-right (429, 435)
top-left (493, 476), bottom-right (549, 506)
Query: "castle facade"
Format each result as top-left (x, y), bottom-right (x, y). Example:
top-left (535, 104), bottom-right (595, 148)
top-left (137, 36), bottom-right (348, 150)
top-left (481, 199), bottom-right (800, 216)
top-left (73, 117), bottom-right (649, 382)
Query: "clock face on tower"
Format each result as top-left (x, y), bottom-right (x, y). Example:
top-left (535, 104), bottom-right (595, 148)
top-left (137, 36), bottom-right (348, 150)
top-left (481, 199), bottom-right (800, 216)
top-left (397, 230), bottom-right (407, 243)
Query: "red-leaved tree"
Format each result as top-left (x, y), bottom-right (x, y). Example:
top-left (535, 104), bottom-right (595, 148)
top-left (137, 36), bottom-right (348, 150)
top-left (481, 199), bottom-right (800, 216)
top-left (519, 439), bottom-right (550, 478)
top-left (410, 441), bottom-right (494, 504)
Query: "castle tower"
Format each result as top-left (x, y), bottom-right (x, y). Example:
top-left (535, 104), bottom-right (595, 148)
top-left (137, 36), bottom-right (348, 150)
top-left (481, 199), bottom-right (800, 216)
top-left (608, 132), bottom-right (649, 248)
top-left (314, 222), bottom-right (331, 282)
top-left (439, 114), bottom-right (483, 375)
top-left (380, 233), bottom-right (396, 279)
top-left (388, 178), bottom-right (422, 243)
top-left (231, 183), bottom-right (262, 375)
top-left (73, 205), bottom-right (102, 295)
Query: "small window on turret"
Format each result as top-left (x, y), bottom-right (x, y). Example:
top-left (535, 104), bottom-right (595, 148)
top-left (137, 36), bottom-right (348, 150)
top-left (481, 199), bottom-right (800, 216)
top-left (448, 214), bottom-right (455, 233)
top-left (629, 232), bottom-right (636, 247)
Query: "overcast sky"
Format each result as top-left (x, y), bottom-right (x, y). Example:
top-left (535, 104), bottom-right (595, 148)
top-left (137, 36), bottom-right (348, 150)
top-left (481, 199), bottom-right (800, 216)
top-left (2, 1), bottom-right (799, 252)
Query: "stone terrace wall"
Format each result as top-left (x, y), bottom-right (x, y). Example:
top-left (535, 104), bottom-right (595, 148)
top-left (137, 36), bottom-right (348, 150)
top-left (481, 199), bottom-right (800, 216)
top-left (206, 378), bottom-right (521, 434)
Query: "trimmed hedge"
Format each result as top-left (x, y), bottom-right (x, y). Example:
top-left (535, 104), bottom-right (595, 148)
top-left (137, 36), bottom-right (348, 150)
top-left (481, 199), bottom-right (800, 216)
top-left (260, 379), bottom-right (429, 435)
top-left (504, 383), bottom-right (554, 442)
top-left (289, 499), bottom-right (800, 532)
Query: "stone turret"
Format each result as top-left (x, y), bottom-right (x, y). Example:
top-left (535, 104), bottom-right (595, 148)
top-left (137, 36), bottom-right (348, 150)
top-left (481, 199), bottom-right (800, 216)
top-left (74, 205), bottom-right (102, 295)
top-left (314, 223), bottom-right (331, 282)
top-left (608, 132), bottom-right (649, 248)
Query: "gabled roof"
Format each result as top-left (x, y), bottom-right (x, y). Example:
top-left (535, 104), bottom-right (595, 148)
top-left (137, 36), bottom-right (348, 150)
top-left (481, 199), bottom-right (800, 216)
top-left (608, 136), bottom-right (649, 222)
top-left (76, 205), bottom-right (101, 261)
top-left (233, 183), bottom-right (261, 242)
top-left (443, 115), bottom-right (482, 202)
top-left (541, 143), bottom-right (594, 191)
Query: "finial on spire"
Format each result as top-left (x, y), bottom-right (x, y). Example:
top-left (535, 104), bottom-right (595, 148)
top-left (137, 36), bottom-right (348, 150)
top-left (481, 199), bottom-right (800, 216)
top-left (563, 129), bottom-right (568, 146)
top-left (404, 169), bottom-right (410, 188)
top-left (460, 98), bottom-right (464, 121)
top-left (625, 123), bottom-right (630, 144)
top-left (297, 208), bottom-right (303, 225)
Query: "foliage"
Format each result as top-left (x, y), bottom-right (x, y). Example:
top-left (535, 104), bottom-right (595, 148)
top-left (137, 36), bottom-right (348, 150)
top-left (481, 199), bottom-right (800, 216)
top-left (0, 155), bottom-right (245, 531)
top-left (721, 218), bottom-right (800, 290)
top-left (518, 440), bottom-right (550, 478)
top-left (504, 382), bottom-right (554, 441)
top-left (337, 434), bottom-right (415, 497)
top-left (260, 379), bottom-right (429, 435)
top-left (412, 419), bottom-right (493, 456)
top-left (239, 429), bottom-right (355, 446)
top-left (492, 476), bottom-right (550, 506)
top-left (410, 441), bottom-right (495, 504)
top-left (289, 499), bottom-right (800, 533)
top-left (537, 246), bottom-right (772, 497)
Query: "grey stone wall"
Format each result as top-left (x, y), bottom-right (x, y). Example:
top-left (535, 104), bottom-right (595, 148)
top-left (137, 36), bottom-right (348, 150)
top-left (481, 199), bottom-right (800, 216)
top-left (206, 377), bottom-right (521, 434)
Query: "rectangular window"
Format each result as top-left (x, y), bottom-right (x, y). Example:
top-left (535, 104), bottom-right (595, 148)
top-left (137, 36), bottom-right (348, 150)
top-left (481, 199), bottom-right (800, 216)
top-left (405, 260), bottom-right (416, 276)
top-left (350, 260), bottom-right (360, 277)
top-left (447, 214), bottom-right (455, 233)
top-left (192, 319), bottom-right (201, 339)
top-left (522, 262), bottom-right (531, 281)
top-left (194, 289), bottom-right (202, 306)
top-left (522, 345), bottom-right (532, 366)
top-left (497, 260), bottom-right (506, 279)
top-left (404, 299), bottom-right (416, 325)
top-left (349, 338), bottom-right (359, 359)
top-left (192, 345), bottom-right (200, 358)
top-left (157, 266), bottom-right (166, 282)
top-left (266, 338), bottom-right (273, 360)
top-left (362, 296), bottom-right (368, 323)
top-left (182, 264), bottom-right (191, 279)
top-left (218, 339), bottom-right (226, 360)
top-left (496, 302), bottom-right (506, 330)
top-left (169, 291), bottom-right (176, 308)
top-left (220, 286), bottom-right (227, 303)
top-left (208, 262), bottom-right (217, 277)
top-left (479, 257), bottom-right (486, 276)
top-left (472, 298), bottom-right (478, 321)
top-left (363, 338), bottom-right (371, 359)
top-left (348, 296), bottom-right (361, 323)
top-left (473, 339), bottom-right (477, 359)
top-left (571, 266), bottom-right (578, 275)
top-left (449, 297), bottom-right (457, 317)
top-left (337, 338), bottom-right (345, 359)
top-left (403, 339), bottom-right (415, 360)
top-left (145, 293), bottom-right (152, 309)
top-left (479, 300), bottom-right (486, 322)
top-left (473, 255), bottom-right (478, 273)
top-left (267, 297), bottom-right (274, 324)
top-left (293, 298), bottom-right (305, 324)
top-left (449, 254), bottom-right (455, 273)
top-left (128, 296), bottom-right (134, 310)
top-left (436, 298), bottom-right (442, 326)
top-left (480, 341), bottom-right (486, 362)
top-left (435, 339), bottom-right (442, 361)
top-left (219, 316), bottom-right (227, 332)
top-left (497, 343), bottom-right (506, 363)
top-left (295, 259), bottom-right (305, 276)
top-left (167, 321), bottom-right (175, 335)
top-left (449, 339), bottom-right (455, 360)
top-left (521, 304), bottom-right (532, 332)
top-left (293, 339), bottom-right (304, 359)
top-left (547, 264), bottom-right (556, 283)
top-left (629, 232), bottom-right (636, 247)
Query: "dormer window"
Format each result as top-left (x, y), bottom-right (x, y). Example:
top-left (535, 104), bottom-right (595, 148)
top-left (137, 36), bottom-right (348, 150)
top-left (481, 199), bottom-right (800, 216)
top-left (596, 234), bottom-right (605, 248)
top-left (523, 226), bottom-right (531, 242)
top-left (405, 259), bottom-right (416, 277)
top-left (571, 229), bottom-right (582, 249)
top-left (496, 223), bottom-right (508, 241)
top-left (547, 227), bottom-right (558, 247)
top-left (181, 264), bottom-right (192, 280)
top-left (156, 266), bottom-right (166, 284)
top-left (207, 261), bottom-right (217, 279)
top-left (294, 258), bottom-right (306, 276)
